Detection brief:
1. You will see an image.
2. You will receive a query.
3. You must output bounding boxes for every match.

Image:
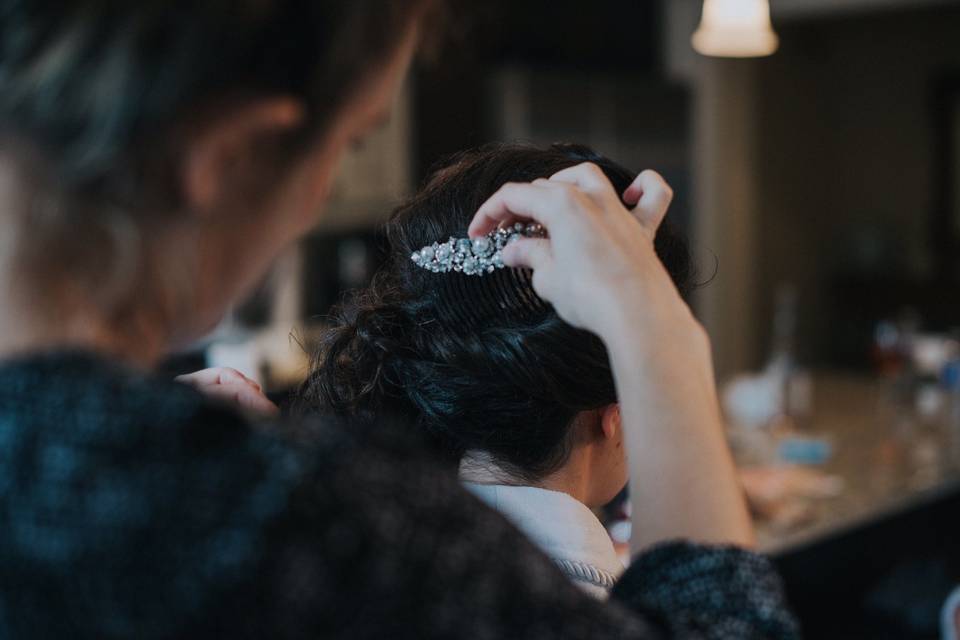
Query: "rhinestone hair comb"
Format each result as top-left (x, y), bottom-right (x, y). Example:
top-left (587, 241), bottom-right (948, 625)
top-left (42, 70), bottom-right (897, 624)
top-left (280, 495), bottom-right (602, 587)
top-left (410, 222), bottom-right (547, 276)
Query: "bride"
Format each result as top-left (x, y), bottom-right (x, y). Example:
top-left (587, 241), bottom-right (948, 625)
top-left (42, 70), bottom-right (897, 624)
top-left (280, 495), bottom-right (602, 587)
top-left (290, 142), bottom-right (695, 597)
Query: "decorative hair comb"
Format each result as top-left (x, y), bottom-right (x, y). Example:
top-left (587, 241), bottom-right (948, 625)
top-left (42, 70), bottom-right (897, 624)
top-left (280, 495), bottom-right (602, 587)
top-left (410, 222), bottom-right (547, 276)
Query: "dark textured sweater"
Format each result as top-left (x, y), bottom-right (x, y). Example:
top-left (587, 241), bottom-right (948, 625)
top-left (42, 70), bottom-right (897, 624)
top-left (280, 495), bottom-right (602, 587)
top-left (0, 352), bottom-right (800, 638)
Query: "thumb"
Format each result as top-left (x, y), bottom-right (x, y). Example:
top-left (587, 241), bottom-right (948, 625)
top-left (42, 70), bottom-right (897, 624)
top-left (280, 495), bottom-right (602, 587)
top-left (501, 237), bottom-right (553, 271)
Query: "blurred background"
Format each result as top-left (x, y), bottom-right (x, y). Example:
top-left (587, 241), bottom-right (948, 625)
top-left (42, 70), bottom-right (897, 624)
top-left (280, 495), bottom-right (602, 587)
top-left (165, 1), bottom-right (960, 637)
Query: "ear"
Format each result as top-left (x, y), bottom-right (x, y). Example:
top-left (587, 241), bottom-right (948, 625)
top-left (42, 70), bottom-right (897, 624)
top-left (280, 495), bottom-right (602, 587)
top-left (600, 403), bottom-right (621, 441)
top-left (183, 97), bottom-right (305, 213)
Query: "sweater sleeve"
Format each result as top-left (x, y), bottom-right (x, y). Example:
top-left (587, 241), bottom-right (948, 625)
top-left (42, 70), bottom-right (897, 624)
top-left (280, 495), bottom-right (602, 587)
top-left (612, 542), bottom-right (801, 639)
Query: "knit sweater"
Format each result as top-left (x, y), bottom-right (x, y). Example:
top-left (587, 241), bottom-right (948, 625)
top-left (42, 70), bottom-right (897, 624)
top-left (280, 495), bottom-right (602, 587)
top-left (0, 352), bottom-right (799, 639)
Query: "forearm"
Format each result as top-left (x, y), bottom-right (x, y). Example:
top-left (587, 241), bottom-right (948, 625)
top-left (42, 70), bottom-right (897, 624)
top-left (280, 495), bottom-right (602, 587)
top-left (605, 302), bottom-right (754, 553)
top-left (471, 162), bottom-right (755, 552)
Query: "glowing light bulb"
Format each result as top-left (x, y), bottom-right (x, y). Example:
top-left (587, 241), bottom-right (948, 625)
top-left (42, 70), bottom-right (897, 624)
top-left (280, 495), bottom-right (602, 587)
top-left (692, 0), bottom-right (779, 58)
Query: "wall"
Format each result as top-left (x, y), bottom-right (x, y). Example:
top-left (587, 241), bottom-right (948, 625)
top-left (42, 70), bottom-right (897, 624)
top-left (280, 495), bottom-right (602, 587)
top-left (675, 3), bottom-right (960, 379)
top-left (485, 68), bottom-right (692, 230)
top-left (753, 6), bottom-right (960, 369)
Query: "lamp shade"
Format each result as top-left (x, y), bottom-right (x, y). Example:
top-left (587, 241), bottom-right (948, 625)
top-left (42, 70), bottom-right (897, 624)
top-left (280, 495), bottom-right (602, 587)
top-left (692, 0), bottom-right (779, 58)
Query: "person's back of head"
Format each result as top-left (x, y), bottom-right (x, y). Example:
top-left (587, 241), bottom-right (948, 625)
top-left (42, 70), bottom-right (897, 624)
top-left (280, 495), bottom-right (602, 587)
top-left (0, 2), bottom-right (440, 635)
top-left (0, 0), bottom-right (436, 351)
top-left (0, 0), bottom-right (431, 196)
top-left (297, 142), bottom-right (695, 494)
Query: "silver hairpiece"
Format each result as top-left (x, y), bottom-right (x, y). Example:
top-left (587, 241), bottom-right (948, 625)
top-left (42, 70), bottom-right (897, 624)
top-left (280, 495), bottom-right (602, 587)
top-left (410, 222), bottom-right (547, 276)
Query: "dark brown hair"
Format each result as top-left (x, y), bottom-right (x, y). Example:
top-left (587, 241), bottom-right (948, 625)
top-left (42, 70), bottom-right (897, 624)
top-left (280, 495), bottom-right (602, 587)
top-left (295, 143), bottom-right (694, 481)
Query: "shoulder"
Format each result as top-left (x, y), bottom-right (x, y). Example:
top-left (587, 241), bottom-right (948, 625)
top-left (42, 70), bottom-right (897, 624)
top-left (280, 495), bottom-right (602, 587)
top-left (0, 350), bottom-right (316, 635)
top-left (0, 349), bottom-right (211, 428)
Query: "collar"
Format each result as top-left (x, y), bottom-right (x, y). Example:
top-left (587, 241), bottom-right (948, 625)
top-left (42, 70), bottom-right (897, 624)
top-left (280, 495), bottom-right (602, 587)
top-left (461, 481), bottom-right (624, 595)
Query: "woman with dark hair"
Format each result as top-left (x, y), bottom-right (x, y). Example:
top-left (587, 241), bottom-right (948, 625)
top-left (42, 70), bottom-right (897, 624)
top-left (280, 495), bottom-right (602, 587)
top-left (295, 143), bottom-right (695, 597)
top-left (0, 1), bottom-right (797, 637)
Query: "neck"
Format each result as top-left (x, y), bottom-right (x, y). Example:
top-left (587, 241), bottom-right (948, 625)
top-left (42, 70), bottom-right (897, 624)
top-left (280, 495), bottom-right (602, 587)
top-left (459, 450), bottom-right (596, 506)
top-left (0, 272), bottom-right (167, 368)
top-left (0, 157), bottom-right (170, 368)
top-left (0, 305), bottom-right (166, 369)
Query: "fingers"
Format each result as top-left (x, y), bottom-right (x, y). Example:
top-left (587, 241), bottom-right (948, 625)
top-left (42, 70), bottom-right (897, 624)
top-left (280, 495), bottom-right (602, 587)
top-left (200, 384), bottom-right (280, 417)
top-left (236, 387), bottom-right (279, 416)
top-left (176, 367), bottom-right (278, 417)
top-left (217, 368), bottom-right (261, 391)
top-left (501, 237), bottom-right (552, 271)
top-left (624, 170), bottom-right (673, 232)
top-left (469, 182), bottom-right (572, 238)
top-left (175, 368), bottom-right (223, 388)
top-left (471, 165), bottom-right (673, 238)
top-left (176, 367), bottom-right (261, 391)
top-left (501, 237), bottom-right (560, 302)
top-left (549, 162), bottom-right (616, 196)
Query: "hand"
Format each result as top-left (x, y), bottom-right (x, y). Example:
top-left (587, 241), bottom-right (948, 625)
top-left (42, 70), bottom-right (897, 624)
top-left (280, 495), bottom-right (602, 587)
top-left (470, 163), bottom-right (698, 345)
top-left (176, 367), bottom-right (279, 417)
top-left (471, 164), bottom-right (755, 550)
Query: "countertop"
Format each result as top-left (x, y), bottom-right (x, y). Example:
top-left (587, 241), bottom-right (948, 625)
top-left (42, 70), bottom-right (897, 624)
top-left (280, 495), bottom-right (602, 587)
top-left (742, 374), bottom-right (960, 553)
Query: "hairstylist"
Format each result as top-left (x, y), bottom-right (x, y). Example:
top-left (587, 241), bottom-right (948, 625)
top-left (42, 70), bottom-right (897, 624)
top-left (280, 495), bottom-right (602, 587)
top-left (0, 1), bottom-right (795, 637)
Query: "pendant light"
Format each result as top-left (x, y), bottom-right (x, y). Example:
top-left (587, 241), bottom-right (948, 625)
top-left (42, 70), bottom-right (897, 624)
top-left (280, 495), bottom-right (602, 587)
top-left (692, 0), bottom-right (779, 58)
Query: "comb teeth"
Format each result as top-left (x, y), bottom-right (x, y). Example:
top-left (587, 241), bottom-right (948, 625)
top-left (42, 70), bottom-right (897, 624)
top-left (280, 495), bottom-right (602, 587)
top-left (411, 223), bottom-right (551, 331)
top-left (431, 267), bottom-right (551, 331)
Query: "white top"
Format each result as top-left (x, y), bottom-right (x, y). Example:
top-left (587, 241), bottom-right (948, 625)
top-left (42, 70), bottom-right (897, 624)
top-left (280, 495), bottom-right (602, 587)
top-left (462, 482), bottom-right (624, 598)
top-left (943, 585), bottom-right (960, 640)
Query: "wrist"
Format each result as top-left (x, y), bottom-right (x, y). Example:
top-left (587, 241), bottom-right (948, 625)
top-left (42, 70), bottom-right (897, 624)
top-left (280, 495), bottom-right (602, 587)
top-left (597, 289), bottom-right (708, 359)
